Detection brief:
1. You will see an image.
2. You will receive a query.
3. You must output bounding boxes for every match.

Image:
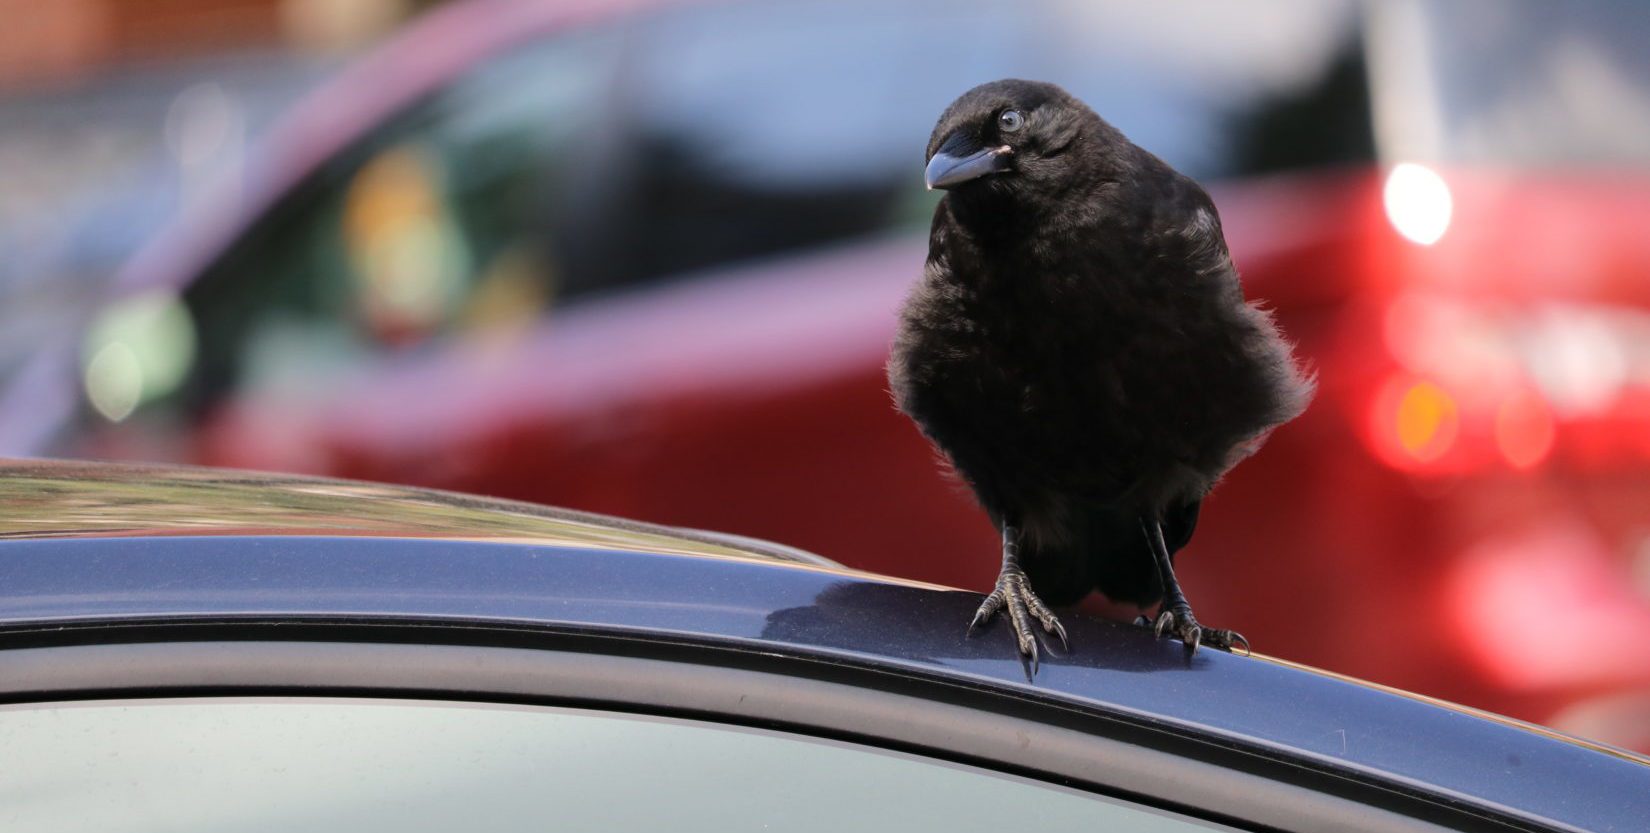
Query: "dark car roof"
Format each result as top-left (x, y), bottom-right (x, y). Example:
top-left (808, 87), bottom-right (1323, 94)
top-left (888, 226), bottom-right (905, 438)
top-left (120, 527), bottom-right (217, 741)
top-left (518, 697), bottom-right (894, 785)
top-left (2, 459), bottom-right (1646, 833)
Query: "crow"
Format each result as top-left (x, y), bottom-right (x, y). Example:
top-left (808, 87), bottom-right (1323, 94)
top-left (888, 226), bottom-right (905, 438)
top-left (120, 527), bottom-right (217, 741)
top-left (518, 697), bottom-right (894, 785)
top-left (888, 79), bottom-right (1314, 667)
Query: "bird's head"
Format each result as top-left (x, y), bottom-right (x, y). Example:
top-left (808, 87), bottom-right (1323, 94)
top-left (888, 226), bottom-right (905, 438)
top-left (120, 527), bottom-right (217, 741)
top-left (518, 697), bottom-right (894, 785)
top-left (924, 79), bottom-right (1113, 199)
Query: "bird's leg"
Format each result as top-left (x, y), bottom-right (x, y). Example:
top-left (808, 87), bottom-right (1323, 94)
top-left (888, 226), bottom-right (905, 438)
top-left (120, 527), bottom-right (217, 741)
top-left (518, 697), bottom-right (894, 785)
top-left (1139, 517), bottom-right (1248, 655)
top-left (970, 524), bottom-right (1069, 669)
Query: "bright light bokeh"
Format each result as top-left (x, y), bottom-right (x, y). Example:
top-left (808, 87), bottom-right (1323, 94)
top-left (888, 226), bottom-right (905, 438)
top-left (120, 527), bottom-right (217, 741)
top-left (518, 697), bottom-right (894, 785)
top-left (1382, 162), bottom-right (1453, 245)
top-left (1394, 379), bottom-right (1458, 461)
top-left (83, 342), bottom-right (142, 422)
top-left (1367, 374), bottom-right (1460, 469)
top-left (81, 292), bottom-right (198, 423)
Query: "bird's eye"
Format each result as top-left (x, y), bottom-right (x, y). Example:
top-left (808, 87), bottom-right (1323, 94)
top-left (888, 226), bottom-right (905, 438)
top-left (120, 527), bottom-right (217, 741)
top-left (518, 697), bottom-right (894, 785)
top-left (998, 110), bottom-right (1025, 133)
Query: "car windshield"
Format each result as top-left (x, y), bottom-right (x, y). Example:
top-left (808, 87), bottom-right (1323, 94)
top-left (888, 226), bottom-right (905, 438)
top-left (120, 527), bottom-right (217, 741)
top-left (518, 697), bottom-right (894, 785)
top-left (0, 697), bottom-right (1231, 832)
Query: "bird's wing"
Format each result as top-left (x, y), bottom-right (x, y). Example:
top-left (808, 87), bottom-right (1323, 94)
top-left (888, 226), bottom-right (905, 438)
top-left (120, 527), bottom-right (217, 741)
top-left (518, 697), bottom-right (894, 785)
top-left (1143, 169), bottom-right (1237, 287)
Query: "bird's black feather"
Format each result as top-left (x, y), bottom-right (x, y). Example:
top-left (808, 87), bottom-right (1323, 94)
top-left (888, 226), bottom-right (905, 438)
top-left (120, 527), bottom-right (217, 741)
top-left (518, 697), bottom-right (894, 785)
top-left (890, 79), bottom-right (1313, 611)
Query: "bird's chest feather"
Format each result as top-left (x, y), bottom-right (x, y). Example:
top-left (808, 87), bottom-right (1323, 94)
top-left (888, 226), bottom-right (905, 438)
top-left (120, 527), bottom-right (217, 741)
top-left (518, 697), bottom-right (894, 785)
top-left (901, 236), bottom-right (1236, 475)
top-left (961, 253), bottom-right (1192, 410)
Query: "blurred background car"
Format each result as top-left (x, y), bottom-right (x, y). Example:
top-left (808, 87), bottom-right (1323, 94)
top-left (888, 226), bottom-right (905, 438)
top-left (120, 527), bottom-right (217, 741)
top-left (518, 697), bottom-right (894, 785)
top-left (3, 0), bottom-right (1650, 754)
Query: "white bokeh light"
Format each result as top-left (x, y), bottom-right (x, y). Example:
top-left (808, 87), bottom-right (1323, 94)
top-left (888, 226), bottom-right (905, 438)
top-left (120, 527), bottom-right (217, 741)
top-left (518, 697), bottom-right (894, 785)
top-left (1383, 163), bottom-right (1454, 245)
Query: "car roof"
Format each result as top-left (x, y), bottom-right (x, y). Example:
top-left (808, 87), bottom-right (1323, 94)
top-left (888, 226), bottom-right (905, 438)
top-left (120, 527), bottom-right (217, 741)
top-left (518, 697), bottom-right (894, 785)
top-left (0, 457), bottom-right (833, 565)
top-left (1, 459), bottom-right (1646, 832)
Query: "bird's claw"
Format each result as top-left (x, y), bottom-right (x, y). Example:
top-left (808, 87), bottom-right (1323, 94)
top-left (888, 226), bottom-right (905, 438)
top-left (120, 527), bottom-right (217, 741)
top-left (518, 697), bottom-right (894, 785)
top-left (970, 568), bottom-right (1068, 670)
top-left (1211, 628), bottom-right (1251, 656)
top-left (1152, 606), bottom-right (1248, 656)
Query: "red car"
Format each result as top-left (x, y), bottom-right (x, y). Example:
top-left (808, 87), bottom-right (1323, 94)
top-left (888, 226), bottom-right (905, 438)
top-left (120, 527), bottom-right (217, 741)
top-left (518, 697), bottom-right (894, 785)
top-left (22, 0), bottom-right (1650, 750)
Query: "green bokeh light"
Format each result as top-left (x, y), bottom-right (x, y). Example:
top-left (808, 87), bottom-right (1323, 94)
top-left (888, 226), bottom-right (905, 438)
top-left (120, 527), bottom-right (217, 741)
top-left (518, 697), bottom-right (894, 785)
top-left (82, 292), bottom-right (198, 422)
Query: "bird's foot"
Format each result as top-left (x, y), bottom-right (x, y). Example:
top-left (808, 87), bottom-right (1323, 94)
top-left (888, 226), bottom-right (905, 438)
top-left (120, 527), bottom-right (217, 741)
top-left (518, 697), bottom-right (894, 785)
top-left (1150, 606), bottom-right (1249, 656)
top-left (970, 567), bottom-right (1068, 671)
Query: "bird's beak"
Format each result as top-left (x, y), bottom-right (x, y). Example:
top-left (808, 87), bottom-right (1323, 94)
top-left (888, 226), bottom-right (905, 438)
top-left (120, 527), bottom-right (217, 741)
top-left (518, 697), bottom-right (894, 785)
top-left (925, 136), bottom-right (1012, 190)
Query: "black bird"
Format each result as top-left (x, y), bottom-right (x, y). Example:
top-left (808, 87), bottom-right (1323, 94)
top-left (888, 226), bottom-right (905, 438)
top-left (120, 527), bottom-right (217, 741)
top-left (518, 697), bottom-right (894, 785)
top-left (888, 80), bottom-right (1314, 666)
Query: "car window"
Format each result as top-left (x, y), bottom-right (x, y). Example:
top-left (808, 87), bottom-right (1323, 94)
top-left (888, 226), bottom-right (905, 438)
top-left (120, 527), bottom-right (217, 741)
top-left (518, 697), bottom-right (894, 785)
top-left (172, 29), bottom-right (621, 412)
top-left (0, 697), bottom-right (1233, 833)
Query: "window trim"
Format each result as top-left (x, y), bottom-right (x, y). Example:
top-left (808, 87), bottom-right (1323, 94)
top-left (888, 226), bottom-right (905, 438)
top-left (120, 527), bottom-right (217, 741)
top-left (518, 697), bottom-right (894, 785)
top-left (0, 619), bottom-right (1547, 833)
